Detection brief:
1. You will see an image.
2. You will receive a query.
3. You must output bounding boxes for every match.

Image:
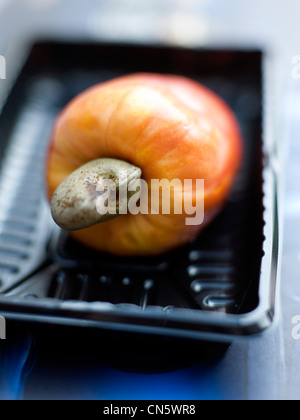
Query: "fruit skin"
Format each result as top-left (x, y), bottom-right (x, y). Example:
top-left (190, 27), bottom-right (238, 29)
top-left (46, 73), bottom-right (242, 256)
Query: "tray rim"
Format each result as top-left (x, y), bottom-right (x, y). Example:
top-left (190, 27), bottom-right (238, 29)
top-left (0, 39), bottom-right (280, 343)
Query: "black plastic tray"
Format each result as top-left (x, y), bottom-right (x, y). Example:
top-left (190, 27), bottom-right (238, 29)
top-left (0, 41), bottom-right (278, 349)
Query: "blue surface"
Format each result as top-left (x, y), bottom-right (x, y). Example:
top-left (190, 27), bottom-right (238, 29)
top-left (17, 328), bottom-right (285, 400)
top-left (23, 360), bottom-right (226, 400)
top-left (0, 333), bottom-right (34, 400)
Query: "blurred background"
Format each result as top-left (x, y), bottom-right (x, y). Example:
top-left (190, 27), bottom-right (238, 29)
top-left (0, 0), bottom-right (300, 400)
